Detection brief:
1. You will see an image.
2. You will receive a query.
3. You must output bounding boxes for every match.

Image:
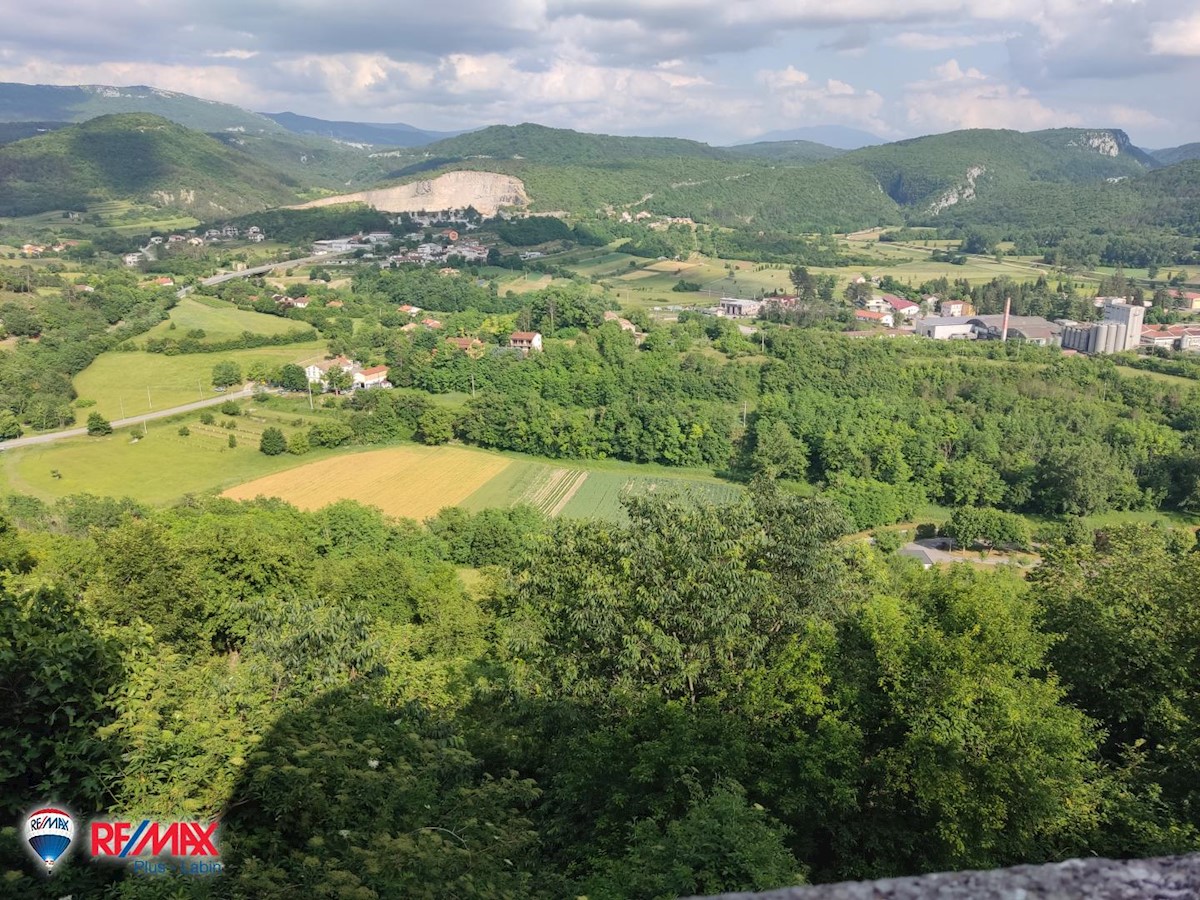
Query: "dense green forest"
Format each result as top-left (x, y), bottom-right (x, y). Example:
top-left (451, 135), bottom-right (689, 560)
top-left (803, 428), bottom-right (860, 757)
top-left (2, 483), bottom-right (1199, 898)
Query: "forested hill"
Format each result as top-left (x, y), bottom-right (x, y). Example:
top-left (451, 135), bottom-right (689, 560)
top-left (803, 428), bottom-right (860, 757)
top-left (415, 122), bottom-right (738, 163)
top-left (0, 113), bottom-right (301, 217)
top-left (840, 128), bottom-right (1153, 212)
top-left (724, 139), bottom-right (846, 162)
top-left (0, 82), bottom-right (281, 134)
top-left (1152, 142), bottom-right (1200, 166)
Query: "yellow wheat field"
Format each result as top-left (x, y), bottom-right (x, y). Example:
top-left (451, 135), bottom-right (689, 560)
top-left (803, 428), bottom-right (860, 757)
top-left (223, 445), bottom-right (512, 520)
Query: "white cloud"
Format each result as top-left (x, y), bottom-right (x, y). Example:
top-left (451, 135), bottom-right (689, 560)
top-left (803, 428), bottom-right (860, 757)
top-left (905, 59), bottom-right (1079, 131)
top-left (756, 66), bottom-right (890, 135)
top-left (1149, 13), bottom-right (1200, 56)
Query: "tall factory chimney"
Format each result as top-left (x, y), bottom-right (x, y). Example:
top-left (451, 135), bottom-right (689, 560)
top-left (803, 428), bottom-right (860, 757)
top-left (1001, 296), bottom-right (1011, 342)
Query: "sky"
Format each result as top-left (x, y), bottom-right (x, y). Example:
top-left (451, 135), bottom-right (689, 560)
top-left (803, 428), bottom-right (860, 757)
top-left (1, 0), bottom-right (1199, 147)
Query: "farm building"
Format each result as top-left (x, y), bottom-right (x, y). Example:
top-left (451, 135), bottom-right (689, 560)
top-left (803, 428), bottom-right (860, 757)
top-left (354, 365), bottom-right (391, 389)
top-left (719, 298), bottom-right (762, 318)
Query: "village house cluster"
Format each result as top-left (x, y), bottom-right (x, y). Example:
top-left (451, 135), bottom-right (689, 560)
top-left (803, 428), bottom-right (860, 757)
top-left (715, 276), bottom-right (1199, 356)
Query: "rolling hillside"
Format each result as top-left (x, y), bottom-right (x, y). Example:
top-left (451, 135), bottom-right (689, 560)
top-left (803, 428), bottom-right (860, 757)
top-left (722, 140), bottom-right (844, 162)
top-left (0, 82), bottom-right (280, 134)
top-left (1151, 143), bottom-right (1200, 166)
top-left (261, 111), bottom-right (460, 147)
top-left (0, 113), bottom-right (300, 217)
top-left (414, 123), bottom-right (732, 164)
top-left (841, 128), bottom-right (1153, 215)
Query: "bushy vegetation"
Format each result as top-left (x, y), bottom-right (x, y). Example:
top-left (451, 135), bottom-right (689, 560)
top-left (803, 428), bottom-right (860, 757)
top-left (1, 489), bottom-right (1198, 897)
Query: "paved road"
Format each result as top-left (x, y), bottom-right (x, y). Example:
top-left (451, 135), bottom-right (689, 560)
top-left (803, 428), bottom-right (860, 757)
top-left (0, 252), bottom-right (346, 452)
top-left (0, 386), bottom-right (256, 451)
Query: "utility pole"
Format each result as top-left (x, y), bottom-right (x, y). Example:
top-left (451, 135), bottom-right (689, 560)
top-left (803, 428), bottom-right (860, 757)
top-left (742, 401), bottom-right (747, 428)
top-left (198, 379), bottom-right (203, 398)
top-left (119, 397), bottom-right (125, 419)
top-left (307, 378), bottom-right (314, 410)
top-left (470, 372), bottom-right (476, 398)
top-left (146, 387), bottom-right (152, 410)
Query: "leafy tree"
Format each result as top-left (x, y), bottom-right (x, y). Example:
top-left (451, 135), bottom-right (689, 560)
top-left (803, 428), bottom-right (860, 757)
top-left (287, 431), bottom-right (311, 455)
top-left (583, 780), bottom-right (803, 899)
top-left (228, 434), bottom-right (237, 449)
top-left (177, 425), bottom-right (190, 437)
top-left (220, 399), bottom-right (241, 416)
top-left (277, 363), bottom-right (308, 392)
top-left (212, 359), bottom-right (243, 389)
top-left (417, 407), bottom-right (456, 445)
top-left (0, 410), bottom-right (23, 440)
top-left (86, 411), bottom-right (112, 435)
top-left (259, 427), bottom-right (288, 456)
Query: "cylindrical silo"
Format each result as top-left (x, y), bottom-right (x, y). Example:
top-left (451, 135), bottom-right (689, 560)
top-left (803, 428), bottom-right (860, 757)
top-left (1114, 322), bottom-right (1127, 354)
top-left (1104, 322), bottom-right (1118, 354)
top-left (1086, 325), bottom-right (1099, 354)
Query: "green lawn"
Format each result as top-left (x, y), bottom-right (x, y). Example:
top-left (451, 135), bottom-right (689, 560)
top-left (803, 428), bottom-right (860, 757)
top-left (139, 297), bottom-right (308, 346)
top-left (558, 471), bottom-right (741, 520)
top-left (73, 340), bottom-right (327, 422)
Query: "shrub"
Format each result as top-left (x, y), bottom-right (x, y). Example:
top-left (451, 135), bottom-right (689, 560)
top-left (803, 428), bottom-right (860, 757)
top-left (177, 426), bottom-right (190, 437)
top-left (228, 435), bottom-right (237, 448)
top-left (199, 412), bottom-right (214, 425)
top-left (287, 431), bottom-right (311, 455)
top-left (220, 400), bottom-right (241, 416)
top-left (259, 427), bottom-right (288, 456)
top-left (86, 412), bottom-right (112, 436)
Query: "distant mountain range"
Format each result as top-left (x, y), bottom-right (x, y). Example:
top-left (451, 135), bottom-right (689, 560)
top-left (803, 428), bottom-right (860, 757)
top-left (258, 112), bottom-right (461, 147)
top-left (1, 80), bottom-right (1199, 248)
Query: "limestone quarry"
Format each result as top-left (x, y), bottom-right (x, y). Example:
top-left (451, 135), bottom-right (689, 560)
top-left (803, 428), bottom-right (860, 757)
top-left (293, 171), bottom-right (529, 216)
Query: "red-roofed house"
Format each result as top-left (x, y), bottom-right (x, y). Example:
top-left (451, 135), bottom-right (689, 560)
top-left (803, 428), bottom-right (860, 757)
top-left (509, 331), bottom-right (544, 354)
top-left (855, 309), bottom-right (894, 327)
top-left (398, 304), bottom-right (421, 315)
top-left (325, 300), bottom-right (344, 309)
top-left (885, 296), bottom-right (920, 319)
top-left (354, 365), bottom-right (391, 389)
top-left (421, 317), bottom-right (443, 329)
top-left (447, 336), bottom-right (484, 352)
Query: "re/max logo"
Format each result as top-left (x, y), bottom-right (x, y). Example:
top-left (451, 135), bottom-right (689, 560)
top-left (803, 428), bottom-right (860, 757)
top-left (91, 821), bottom-right (219, 858)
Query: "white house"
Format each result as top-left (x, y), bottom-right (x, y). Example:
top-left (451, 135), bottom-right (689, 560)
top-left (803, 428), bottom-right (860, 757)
top-left (122, 252), bottom-right (143, 267)
top-left (509, 331), bottom-right (543, 354)
top-left (305, 356), bottom-right (358, 385)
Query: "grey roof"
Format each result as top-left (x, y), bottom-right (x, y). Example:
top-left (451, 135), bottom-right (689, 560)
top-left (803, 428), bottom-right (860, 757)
top-left (919, 316), bottom-right (974, 326)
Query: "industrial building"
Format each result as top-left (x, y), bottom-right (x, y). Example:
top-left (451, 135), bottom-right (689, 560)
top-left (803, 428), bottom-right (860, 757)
top-left (1060, 300), bottom-right (1145, 355)
top-left (915, 313), bottom-right (1061, 346)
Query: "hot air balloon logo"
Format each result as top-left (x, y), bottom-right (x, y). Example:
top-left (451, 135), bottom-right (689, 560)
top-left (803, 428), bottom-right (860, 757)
top-left (23, 807), bottom-right (74, 873)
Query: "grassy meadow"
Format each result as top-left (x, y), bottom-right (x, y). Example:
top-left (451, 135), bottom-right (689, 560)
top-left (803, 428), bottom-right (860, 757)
top-left (138, 296), bottom-right (311, 346)
top-left (72, 339), bottom-right (326, 422)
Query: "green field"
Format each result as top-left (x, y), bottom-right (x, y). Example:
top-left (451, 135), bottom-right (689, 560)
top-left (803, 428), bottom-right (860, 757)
top-left (139, 296), bottom-right (311, 346)
top-left (73, 340), bottom-right (326, 422)
top-left (460, 453), bottom-right (742, 520)
top-left (0, 398), bottom-right (333, 504)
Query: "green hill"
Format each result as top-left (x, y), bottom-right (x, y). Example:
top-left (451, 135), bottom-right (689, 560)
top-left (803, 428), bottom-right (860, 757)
top-left (1151, 143), bottom-right (1200, 166)
top-left (414, 123), bottom-right (732, 164)
top-left (841, 128), bottom-right (1151, 214)
top-left (0, 82), bottom-right (281, 134)
top-left (722, 140), bottom-right (844, 163)
top-left (0, 113), bottom-right (300, 217)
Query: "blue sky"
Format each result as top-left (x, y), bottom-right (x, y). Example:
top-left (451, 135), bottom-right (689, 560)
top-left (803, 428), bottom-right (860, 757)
top-left (1, 0), bottom-right (1198, 147)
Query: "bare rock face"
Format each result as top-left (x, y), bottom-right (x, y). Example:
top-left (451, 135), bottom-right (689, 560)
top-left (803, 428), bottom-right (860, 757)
top-left (696, 854), bottom-right (1200, 900)
top-left (292, 171), bottom-right (529, 216)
